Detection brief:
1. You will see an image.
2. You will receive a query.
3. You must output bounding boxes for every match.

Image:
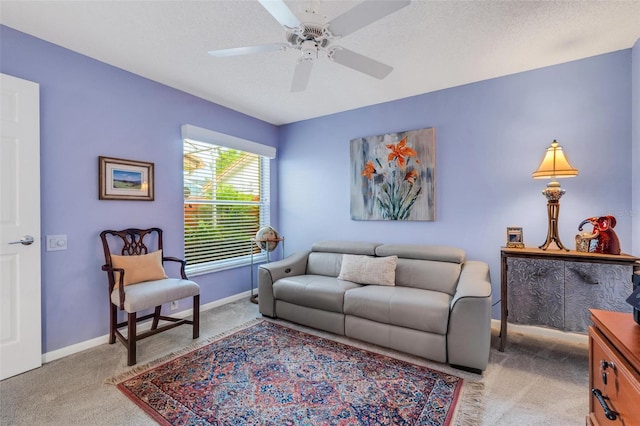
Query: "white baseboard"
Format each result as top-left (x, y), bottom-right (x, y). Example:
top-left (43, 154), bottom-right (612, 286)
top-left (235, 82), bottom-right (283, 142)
top-left (42, 290), bottom-right (253, 364)
top-left (44, 304), bottom-right (586, 364)
top-left (490, 319), bottom-right (588, 345)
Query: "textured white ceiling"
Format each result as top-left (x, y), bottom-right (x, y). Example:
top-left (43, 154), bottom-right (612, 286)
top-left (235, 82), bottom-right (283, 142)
top-left (1, 0), bottom-right (639, 125)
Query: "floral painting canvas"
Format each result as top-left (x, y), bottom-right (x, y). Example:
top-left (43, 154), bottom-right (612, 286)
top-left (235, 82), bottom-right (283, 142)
top-left (350, 128), bottom-right (435, 221)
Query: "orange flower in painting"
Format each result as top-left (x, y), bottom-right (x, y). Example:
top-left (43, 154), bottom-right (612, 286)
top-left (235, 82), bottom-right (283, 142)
top-left (362, 161), bottom-right (376, 179)
top-left (386, 137), bottom-right (417, 169)
top-left (404, 170), bottom-right (418, 184)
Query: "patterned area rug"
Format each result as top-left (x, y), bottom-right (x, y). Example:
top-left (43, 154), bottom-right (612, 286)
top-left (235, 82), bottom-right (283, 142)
top-left (112, 320), bottom-right (481, 425)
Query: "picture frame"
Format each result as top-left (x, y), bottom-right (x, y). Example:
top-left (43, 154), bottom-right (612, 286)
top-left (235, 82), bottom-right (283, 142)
top-left (506, 226), bottom-right (524, 248)
top-left (350, 127), bottom-right (435, 221)
top-left (99, 156), bottom-right (154, 201)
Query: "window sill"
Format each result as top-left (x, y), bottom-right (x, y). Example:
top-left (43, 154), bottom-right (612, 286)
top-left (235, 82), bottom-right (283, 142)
top-left (186, 253), bottom-right (268, 277)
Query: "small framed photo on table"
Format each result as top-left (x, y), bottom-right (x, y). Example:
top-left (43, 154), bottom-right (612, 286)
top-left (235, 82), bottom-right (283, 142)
top-left (99, 156), bottom-right (154, 201)
top-left (506, 226), bottom-right (524, 248)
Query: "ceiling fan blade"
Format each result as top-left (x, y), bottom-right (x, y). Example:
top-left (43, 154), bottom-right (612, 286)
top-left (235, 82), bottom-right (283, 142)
top-left (208, 43), bottom-right (287, 57)
top-left (328, 0), bottom-right (410, 37)
top-left (330, 48), bottom-right (393, 79)
top-left (291, 60), bottom-right (314, 92)
top-left (258, 0), bottom-right (301, 29)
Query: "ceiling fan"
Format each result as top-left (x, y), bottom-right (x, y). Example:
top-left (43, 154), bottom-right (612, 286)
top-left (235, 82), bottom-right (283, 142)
top-left (208, 0), bottom-right (411, 92)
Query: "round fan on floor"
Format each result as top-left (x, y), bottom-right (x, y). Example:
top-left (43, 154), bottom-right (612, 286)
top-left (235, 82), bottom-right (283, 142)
top-left (208, 0), bottom-right (410, 92)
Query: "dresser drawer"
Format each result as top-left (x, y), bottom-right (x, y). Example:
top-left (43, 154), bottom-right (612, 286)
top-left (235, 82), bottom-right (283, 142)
top-left (588, 326), bottom-right (640, 425)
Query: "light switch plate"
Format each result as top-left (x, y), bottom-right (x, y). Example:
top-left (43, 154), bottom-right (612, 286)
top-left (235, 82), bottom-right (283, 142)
top-left (46, 234), bottom-right (67, 251)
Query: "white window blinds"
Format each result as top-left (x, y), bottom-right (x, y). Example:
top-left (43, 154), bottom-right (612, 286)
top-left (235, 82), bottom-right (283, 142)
top-left (183, 127), bottom-right (273, 274)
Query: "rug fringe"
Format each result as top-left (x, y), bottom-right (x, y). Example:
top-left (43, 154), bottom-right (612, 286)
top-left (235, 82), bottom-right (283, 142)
top-left (104, 318), bottom-right (263, 385)
top-left (451, 381), bottom-right (485, 426)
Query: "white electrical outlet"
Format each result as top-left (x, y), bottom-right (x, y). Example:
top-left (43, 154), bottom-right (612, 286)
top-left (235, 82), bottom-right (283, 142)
top-left (171, 301), bottom-right (179, 311)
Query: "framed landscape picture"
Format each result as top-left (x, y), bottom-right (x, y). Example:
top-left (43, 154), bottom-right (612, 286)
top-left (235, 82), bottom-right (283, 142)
top-left (99, 156), bottom-right (154, 201)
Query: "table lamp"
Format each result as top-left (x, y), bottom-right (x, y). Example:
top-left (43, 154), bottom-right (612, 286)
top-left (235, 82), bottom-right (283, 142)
top-left (532, 140), bottom-right (578, 250)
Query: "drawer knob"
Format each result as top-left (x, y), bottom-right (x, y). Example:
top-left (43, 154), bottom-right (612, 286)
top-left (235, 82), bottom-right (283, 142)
top-left (600, 360), bottom-right (615, 371)
top-left (592, 388), bottom-right (618, 421)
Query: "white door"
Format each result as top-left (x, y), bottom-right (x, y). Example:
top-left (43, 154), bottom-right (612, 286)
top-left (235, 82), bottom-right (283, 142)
top-left (0, 73), bottom-right (41, 380)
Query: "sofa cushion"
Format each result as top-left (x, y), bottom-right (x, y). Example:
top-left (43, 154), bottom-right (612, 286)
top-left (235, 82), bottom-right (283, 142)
top-left (337, 254), bottom-right (397, 286)
top-left (273, 275), bottom-right (361, 313)
top-left (343, 286), bottom-right (451, 335)
top-left (373, 245), bottom-right (465, 294)
top-left (375, 244), bottom-right (465, 263)
top-left (307, 241), bottom-right (381, 277)
top-left (312, 240), bottom-right (380, 255)
top-left (395, 258), bottom-right (462, 295)
top-left (307, 252), bottom-right (343, 277)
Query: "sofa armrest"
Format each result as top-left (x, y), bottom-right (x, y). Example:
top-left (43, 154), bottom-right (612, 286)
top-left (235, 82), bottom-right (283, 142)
top-left (451, 260), bottom-right (492, 305)
top-left (447, 260), bottom-right (492, 372)
top-left (258, 250), bottom-right (310, 317)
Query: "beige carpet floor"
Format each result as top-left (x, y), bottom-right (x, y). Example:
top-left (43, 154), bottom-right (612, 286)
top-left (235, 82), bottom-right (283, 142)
top-left (0, 298), bottom-right (589, 425)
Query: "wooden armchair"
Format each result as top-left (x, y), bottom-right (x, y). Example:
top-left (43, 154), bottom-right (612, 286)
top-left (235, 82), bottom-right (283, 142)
top-left (100, 228), bottom-right (200, 365)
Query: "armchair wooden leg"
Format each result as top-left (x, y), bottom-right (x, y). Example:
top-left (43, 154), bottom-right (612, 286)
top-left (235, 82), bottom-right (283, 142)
top-left (193, 294), bottom-right (200, 339)
top-left (109, 303), bottom-right (117, 344)
top-left (127, 312), bottom-right (137, 366)
top-left (151, 306), bottom-right (161, 330)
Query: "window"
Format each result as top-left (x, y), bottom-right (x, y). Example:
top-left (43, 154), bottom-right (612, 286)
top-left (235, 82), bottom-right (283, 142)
top-left (182, 125), bottom-right (274, 275)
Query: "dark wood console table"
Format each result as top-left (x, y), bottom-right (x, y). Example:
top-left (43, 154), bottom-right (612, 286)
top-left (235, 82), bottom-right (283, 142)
top-left (499, 247), bottom-right (639, 351)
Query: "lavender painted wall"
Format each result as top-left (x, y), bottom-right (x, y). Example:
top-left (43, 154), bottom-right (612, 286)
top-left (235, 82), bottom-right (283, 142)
top-left (633, 38), bottom-right (640, 257)
top-left (2, 23), bottom-right (637, 355)
top-left (279, 49), bottom-right (634, 317)
top-left (0, 26), bottom-right (279, 353)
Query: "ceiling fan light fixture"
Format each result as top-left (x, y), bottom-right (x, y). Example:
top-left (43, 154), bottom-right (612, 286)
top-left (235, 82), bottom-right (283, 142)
top-left (286, 23), bottom-right (330, 47)
top-left (300, 40), bottom-right (319, 59)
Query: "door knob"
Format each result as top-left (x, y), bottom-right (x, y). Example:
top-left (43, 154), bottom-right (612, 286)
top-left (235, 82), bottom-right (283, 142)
top-left (8, 235), bottom-right (35, 246)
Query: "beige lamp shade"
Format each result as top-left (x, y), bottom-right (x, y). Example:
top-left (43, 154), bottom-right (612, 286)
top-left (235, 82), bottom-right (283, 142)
top-left (532, 140), bottom-right (578, 179)
top-left (531, 139), bottom-right (578, 251)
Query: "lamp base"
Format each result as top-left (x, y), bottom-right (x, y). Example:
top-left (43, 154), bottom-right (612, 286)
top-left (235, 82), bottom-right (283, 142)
top-left (539, 183), bottom-right (569, 251)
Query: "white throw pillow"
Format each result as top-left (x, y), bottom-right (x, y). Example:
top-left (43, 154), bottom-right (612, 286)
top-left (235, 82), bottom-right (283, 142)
top-left (338, 254), bottom-right (398, 286)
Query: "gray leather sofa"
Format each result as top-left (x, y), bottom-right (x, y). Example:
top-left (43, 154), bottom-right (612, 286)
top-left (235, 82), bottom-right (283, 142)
top-left (258, 241), bottom-right (492, 373)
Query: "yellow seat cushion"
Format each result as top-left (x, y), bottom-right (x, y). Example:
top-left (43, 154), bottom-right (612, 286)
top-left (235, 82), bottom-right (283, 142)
top-left (110, 250), bottom-right (168, 287)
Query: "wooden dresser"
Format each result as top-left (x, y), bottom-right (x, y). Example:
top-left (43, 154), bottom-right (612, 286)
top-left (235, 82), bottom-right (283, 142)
top-left (588, 309), bottom-right (640, 425)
